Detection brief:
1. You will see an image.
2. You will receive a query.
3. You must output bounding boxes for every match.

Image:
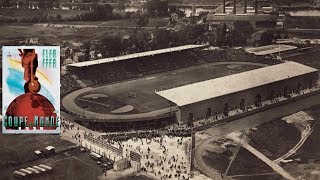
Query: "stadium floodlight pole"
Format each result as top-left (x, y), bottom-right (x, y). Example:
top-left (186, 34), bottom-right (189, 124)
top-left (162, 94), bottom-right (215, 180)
top-left (190, 128), bottom-right (195, 172)
top-left (223, 0), bottom-right (226, 14)
top-left (233, 0), bottom-right (236, 14)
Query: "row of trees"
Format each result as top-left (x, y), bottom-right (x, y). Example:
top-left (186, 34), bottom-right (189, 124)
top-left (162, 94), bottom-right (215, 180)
top-left (213, 21), bottom-right (254, 46)
top-left (144, 0), bottom-right (169, 17)
top-left (1, 0), bottom-right (190, 24)
top-left (94, 20), bottom-right (276, 58)
top-left (1, 0), bottom-right (176, 23)
top-left (0, 4), bottom-right (115, 23)
top-left (95, 24), bottom-right (209, 58)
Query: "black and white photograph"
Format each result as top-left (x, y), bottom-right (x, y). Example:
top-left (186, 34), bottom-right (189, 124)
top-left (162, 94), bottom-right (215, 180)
top-left (0, 0), bottom-right (320, 179)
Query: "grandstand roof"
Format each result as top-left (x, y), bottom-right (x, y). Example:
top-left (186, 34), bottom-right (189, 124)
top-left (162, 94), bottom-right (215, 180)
top-left (68, 44), bottom-right (206, 67)
top-left (156, 62), bottom-right (318, 107)
top-left (246, 44), bottom-right (297, 56)
top-left (207, 14), bottom-right (278, 22)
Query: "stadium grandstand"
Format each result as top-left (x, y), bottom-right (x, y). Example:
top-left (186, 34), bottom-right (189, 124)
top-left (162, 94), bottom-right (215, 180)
top-left (62, 44), bottom-right (286, 98)
top-left (276, 38), bottom-right (320, 46)
top-left (62, 43), bottom-right (320, 132)
top-left (61, 73), bottom-right (81, 96)
top-left (67, 45), bottom-right (206, 87)
top-left (68, 45), bottom-right (205, 67)
top-left (196, 46), bottom-right (282, 64)
top-left (156, 62), bottom-right (319, 124)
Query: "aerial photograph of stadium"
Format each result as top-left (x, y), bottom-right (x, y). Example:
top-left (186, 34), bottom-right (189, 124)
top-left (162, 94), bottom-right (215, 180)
top-left (1, 0), bottom-right (320, 179)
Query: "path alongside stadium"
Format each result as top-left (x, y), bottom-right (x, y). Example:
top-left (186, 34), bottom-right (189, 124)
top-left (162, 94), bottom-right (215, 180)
top-left (63, 61), bottom-right (266, 121)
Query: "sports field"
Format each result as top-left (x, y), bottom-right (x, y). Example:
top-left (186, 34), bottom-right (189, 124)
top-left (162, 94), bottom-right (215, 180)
top-left (0, 122), bottom-right (103, 179)
top-left (0, 24), bottom-right (136, 45)
top-left (63, 62), bottom-right (265, 119)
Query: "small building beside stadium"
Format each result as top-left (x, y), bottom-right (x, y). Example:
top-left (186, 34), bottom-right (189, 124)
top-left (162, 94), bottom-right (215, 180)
top-left (156, 62), bottom-right (319, 124)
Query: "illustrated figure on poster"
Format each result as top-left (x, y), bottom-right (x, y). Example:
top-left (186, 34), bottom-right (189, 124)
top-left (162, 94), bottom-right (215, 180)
top-left (18, 49), bottom-right (41, 93)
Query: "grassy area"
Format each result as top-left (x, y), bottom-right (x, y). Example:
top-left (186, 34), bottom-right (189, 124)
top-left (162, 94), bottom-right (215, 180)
top-left (293, 108), bottom-right (320, 161)
top-left (39, 154), bottom-right (102, 180)
top-left (0, 125), bottom-right (99, 180)
top-left (0, 131), bottom-right (73, 171)
top-left (227, 147), bottom-right (274, 176)
top-left (0, 9), bottom-right (86, 18)
top-left (0, 24), bottom-right (137, 45)
top-left (202, 148), bottom-right (234, 173)
top-left (0, 18), bottom-right (169, 45)
top-left (248, 119), bottom-right (301, 160)
top-left (0, 17), bottom-right (169, 45)
top-left (281, 106), bottom-right (320, 179)
top-left (0, 149), bottom-right (103, 180)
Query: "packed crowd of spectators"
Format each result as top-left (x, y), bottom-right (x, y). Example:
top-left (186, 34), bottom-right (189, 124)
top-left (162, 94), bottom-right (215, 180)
top-left (61, 116), bottom-right (193, 179)
top-left (75, 116), bottom-right (177, 133)
top-left (69, 51), bottom-right (200, 85)
top-left (197, 48), bottom-right (282, 65)
top-left (97, 127), bottom-right (192, 145)
top-left (98, 129), bottom-right (193, 179)
top-left (61, 73), bottom-right (81, 97)
top-left (102, 130), bottom-right (162, 143)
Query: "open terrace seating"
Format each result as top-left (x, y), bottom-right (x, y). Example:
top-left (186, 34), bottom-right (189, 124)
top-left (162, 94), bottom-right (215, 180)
top-left (69, 51), bottom-right (200, 86)
top-left (197, 48), bottom-right (281, 65)
top-left (61, 73), bottom-right (81, 96)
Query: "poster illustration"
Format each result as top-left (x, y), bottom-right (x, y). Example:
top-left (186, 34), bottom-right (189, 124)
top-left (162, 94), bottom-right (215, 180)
top-left (2, 46), bottom-right (60, 134)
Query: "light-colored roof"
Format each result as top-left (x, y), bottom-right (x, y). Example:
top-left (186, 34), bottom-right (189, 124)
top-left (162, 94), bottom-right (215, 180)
top-left (207, 14), bottom-right (278, 21)
top-left (34, 150), bottom-right (41, 154)
top-left (90, 152), bottom-right (102, 158)
top-left (68, 45), bottom-right (205, 67)
top-left (39, 164), bottom-right (52, 170)
top-left (246, 44), bottom-right (297, 56)
top-left (46, 146), bottom-right (55, 151)
top-left (156, 62), bottom-right (318, 107)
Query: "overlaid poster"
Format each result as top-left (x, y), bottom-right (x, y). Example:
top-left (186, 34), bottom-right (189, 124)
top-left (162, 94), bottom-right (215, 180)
top-left (2, 46), bottom-right (60, 134)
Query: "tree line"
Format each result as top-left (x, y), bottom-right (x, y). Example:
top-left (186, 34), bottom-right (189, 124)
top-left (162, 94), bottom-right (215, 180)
top-left (94, 20), bottom-right (263, 58)
top-left (0, 0), bottom-right (177, 23)
top-left (95, 24), bottom-right (208, 58)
